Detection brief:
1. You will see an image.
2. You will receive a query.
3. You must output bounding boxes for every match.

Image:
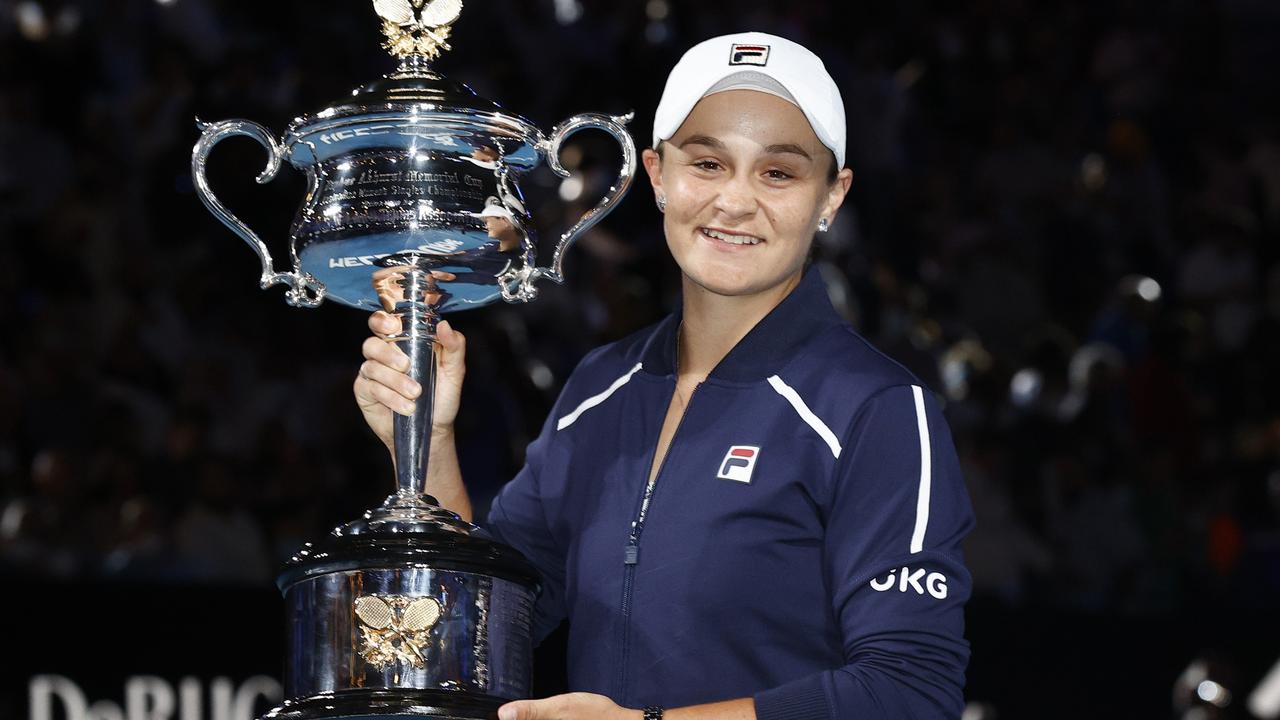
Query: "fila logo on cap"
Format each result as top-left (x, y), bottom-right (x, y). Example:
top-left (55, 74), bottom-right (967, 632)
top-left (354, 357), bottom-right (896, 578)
top-left (729, 44), bottom-right (770, 66)
top-left (717, 445), bottom-right (760, 483)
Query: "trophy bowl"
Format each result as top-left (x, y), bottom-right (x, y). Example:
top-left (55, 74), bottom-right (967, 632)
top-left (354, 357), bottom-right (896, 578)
top-left (191, 2), bottom-right (636, 718)
top-left (192, 58), bottom-right (635, 314)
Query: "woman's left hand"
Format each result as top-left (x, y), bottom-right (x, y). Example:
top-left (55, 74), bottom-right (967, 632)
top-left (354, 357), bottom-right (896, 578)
top-left (497, 692), bottom-right (639, 720)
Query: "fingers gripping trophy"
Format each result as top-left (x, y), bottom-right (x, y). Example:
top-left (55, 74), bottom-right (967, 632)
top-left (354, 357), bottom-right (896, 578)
top-left (191, 2), bottom-right (636, 718)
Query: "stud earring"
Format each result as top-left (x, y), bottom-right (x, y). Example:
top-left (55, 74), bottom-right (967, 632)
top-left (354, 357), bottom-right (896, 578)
top-left (818, 218), bottom-right (830, 233)
top-left (656, 194), bottom-right (667, 213)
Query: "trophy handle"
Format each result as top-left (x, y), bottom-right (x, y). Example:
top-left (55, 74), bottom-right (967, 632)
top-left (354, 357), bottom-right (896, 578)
top-left (502, 112), bottom-right (636, 301)
top-left (191, 118), bottom-right (326, 308)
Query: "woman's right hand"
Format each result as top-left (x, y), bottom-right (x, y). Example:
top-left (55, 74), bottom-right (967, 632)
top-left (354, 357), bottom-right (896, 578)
top-left (354, 312), bottom-right (467, 453)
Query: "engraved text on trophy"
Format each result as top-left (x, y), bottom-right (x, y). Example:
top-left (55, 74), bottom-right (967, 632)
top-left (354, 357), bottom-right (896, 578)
top-left (296, 152), bottom-right (496, 243)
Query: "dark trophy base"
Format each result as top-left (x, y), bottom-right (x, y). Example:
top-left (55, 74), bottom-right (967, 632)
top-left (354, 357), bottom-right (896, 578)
top-left (266, 504), bottom-right (539, 720)
top-left (265, 688), bottom-right (504, 720)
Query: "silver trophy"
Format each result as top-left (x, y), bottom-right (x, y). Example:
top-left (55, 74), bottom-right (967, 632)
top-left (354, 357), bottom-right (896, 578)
top-left (191, 1), bottom-right (636, 717)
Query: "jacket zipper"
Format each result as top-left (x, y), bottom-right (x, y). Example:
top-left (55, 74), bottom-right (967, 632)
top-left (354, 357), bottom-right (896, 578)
top-left (618, 381), bottom-right (700, 701)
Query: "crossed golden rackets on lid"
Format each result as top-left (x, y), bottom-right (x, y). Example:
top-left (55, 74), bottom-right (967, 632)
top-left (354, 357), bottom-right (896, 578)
top-left (354, 594), bottom-right (445, 670)
top-left (373, 0), bottom-right (463, 59)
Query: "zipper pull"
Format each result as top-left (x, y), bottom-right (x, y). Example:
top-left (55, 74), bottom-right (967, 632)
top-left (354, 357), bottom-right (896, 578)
top-left (624, 544), bottom-right (640, 565)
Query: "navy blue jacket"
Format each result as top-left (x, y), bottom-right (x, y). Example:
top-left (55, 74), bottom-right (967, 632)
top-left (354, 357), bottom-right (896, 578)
top-left (483, 268), bottom-right (974, 719)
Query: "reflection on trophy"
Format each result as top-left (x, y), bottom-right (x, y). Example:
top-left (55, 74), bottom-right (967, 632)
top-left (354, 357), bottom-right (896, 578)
top-left (190, 0), bottom-right (637, 717)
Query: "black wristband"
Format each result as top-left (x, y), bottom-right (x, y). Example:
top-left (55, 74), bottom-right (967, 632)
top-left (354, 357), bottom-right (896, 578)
top-left (643, 707), bottom-right (664, 720)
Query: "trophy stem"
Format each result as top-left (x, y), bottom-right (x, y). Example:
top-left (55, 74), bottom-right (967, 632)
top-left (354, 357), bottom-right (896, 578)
top-left (388, 263), bottom-right (441, 502)
top-left (396, 54), bottom-right (434, 75)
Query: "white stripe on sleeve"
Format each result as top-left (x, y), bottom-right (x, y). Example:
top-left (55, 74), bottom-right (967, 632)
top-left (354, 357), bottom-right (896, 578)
top-left (556, 363), bottom-right (643, 431)
top-left (767, 375), bottom-right (842, 459)
top-left (909, 384), bottom-right (933, 554)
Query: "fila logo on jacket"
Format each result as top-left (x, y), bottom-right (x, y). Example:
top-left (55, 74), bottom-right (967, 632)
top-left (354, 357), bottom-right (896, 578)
top-left (716, 445), bottom-right (760, 483)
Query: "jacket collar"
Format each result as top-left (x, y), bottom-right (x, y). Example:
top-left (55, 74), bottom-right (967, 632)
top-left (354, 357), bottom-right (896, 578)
top-left (638, 266), bottom-right (844, 382)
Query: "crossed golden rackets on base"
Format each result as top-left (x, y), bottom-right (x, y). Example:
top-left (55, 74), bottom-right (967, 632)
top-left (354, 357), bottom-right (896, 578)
top-left (354, 594), bottom-right (445, 670)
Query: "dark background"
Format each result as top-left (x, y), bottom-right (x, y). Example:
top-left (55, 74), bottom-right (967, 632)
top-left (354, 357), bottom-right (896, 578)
top-left (2, 0), bottom-right (1280, 718)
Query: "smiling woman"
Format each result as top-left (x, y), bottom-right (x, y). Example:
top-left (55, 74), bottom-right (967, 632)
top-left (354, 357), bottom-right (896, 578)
top-left (354, 31), bottom-right (975, 720)
top-left (643, 89), bottom-right (850, 302)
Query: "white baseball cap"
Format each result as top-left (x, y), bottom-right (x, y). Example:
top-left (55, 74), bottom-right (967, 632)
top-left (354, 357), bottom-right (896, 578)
top-left (478, 193), bottom-right (526, 219)
top-left (652, 31), bottom-right (846, 168)
top-left (479, 196), bottom-right (511, 219)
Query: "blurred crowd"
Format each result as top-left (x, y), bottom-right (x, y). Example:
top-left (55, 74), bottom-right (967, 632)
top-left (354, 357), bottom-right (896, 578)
top-left (2, 0), bottom-right (1279, 620)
